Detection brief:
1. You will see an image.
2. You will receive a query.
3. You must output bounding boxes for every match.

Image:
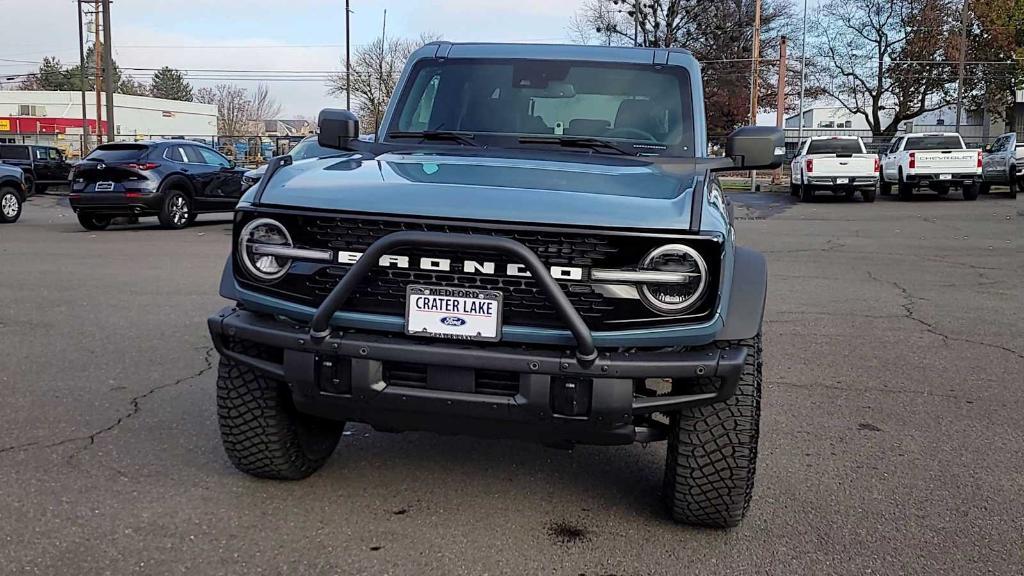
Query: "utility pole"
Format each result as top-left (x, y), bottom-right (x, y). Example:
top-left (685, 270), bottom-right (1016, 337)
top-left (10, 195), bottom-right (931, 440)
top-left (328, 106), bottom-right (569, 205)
top-left (775, 35), bottom-right (788, 183)
top-left (955, 0), bottom-right (969, 133)
top-left (102, 0), bottom-right (114, 142)
top-left (77, 0), bottom-right (90, 155)
top-left (345, 0), bottom-right (351, 110)
top-left (749, 0), bottom-right (762, 192)
top-left (93, 2), bottom-right (102, 145)
top-left (797, 0), bottom-right (808, 148)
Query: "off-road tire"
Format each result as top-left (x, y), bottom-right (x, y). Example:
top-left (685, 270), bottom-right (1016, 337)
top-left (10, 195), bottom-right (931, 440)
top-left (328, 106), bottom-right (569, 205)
top-left (0, 186), bottom-right (22, 223)
top-left (663, 334), bottom-right (762, 528)
top-left (862, 184), bottom-right (876, 203)
top-left (217, 345), bottom-right (345, 480)
top-left (879, 179), bottom-right (892, 196)
top-left (76, 212), bottom-right (111, 230)
top-left (897, 172), bottom-right (913, 201)
top-left (962, 183), bottom-right (979, 201)
top-left (158, 190), bottom-right (195, 229)
top-left (800, 184), bottom-right (814, 202)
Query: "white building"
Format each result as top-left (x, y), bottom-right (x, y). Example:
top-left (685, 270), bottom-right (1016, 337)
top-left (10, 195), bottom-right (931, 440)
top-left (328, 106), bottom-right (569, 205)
top-left (0, 91), bottom-right (217, 156)
top-left (784, 105), bottom-right (1006, 146)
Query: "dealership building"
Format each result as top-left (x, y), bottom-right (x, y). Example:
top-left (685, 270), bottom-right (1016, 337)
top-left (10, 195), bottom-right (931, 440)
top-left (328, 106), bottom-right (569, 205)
top-left (0, 91), bottom-right (217, 157)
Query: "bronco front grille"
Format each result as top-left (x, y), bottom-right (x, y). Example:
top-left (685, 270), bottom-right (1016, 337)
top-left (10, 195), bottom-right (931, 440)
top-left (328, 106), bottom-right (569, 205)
top-left (236, 211), bottom-right (722, 332)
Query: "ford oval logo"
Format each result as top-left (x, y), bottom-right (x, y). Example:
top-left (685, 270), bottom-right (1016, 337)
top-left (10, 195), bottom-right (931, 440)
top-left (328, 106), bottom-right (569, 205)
top-left (439, 316), bottom-right (466, 327)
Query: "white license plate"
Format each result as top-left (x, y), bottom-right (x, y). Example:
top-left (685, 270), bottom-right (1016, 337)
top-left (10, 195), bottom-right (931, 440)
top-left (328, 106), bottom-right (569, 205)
top-left (94, 181), bottom-right (115, 191)
top-left (835, 177), bottom-right (849, 184)
top-left (405, 285), bottom-right (502, 342)
top-left (939, 174), bottom-right (952, 180)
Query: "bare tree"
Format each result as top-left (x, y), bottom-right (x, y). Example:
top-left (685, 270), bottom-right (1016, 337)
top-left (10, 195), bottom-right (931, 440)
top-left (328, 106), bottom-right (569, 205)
top-left (248, 83), bottom-right (282, 135)
top-left (326, 33), bottom-right (442, 132)
top-left (809, 0), bottom-right (957, 136)
top-left (195, 83), bottom-right (252, 135)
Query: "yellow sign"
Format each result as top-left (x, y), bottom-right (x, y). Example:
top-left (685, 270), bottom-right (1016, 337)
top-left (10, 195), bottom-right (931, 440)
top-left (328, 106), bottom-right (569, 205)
top-left (0, 119), bottom-right (10, 131)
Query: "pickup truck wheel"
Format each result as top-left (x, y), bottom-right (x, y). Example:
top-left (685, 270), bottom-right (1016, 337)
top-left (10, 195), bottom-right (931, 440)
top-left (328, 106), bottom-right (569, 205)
top-left (76, 212), bottom-right (111, 230)
top-left (962, 183), bottom-right (979, 201)
top-left (217, 346), bottom-right (344, 480)
top-left (663, 334), bottom-right (762, 528)
top-left (897, 172), bottom-right (913, 201)
top-left (789, 182), bottom-right (800, 197)
top-left (23, 176), bottom-right (35, 196)
top-left (977, 182), bottom-right (990, 195)
top-left (879, 179), bottom-right (892, 196)
top-left (862, 184), bottom-right (876, 203)
top-left (1008, 169), bottom-right (1018, 198)
top-left (799, 184), bottom-right (814, 202)
top-left (0, 186), bottom-right (22, 223)
top-left (158, 190), bottom-right (194, 229)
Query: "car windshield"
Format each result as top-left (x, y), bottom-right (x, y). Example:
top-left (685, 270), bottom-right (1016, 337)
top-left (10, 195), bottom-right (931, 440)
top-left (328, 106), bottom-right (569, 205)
top-left (387, 58), bottom-right (695, 156)
top-left (806, 139), bottom-right (863, 154)
top-left (86, 144), bottom-right (149, 162)
top-left (289, 139), bottom-right (334, 161)
top-left (904, 136), bottom-right (964, 151)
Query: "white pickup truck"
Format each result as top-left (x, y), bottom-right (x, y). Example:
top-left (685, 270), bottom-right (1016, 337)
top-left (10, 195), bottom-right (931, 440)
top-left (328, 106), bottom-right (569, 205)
top-left (879, 132), bottom-right (982, 201)
top-left (790, 136), bottom-right (878, 202)
top-left (979, 132), bottom-right (1021, 198)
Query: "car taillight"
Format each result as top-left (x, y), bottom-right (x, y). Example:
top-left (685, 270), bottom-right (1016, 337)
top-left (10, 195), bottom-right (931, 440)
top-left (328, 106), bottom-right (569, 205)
top-left (128, 162), bottom-right (159, 170)
top-left (908, 152), bottom-right (915, 169)
top-left (873, 157), bottom-right (880, 173)
top-left (976, 151), bottom-right (982, 168)
top-left (805, 159), bottom-right (813, 173)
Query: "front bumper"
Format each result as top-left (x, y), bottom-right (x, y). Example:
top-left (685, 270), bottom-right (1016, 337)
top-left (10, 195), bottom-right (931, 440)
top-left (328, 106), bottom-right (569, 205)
top-left (208, 307), bottom-right (747, 446)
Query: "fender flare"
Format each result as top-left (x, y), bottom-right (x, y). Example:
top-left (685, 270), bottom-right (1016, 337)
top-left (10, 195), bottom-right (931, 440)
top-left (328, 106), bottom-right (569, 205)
top-left (718, 246), bottom-right (767, 341)
top-left (159, 173), bottom-right (195, 197)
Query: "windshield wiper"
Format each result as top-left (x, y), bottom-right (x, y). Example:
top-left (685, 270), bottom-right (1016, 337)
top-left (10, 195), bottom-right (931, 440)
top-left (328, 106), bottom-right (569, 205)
top-left (517, 136), bottom-right (635, 156)
top-left (387, 130), bottom-right (481, 147)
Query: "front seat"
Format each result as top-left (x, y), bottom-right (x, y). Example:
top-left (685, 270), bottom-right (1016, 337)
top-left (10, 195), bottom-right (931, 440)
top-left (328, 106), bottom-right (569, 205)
top-left (613, 100), bottom-right (661, 136)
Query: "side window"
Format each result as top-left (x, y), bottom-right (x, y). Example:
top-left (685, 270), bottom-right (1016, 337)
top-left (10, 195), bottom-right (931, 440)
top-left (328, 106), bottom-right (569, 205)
top-left (0, 145), bottom-right (30, 160)
top-left (48, 148), bottom-right (63, 161)
top-left (163, 146), bottom-right (187, 163)
top-left (196, 146), bottom-right (230, 167)
top-left (182, 146), bottom-right (205, 164)
top-left (33, 148), bottom-right (48, 161)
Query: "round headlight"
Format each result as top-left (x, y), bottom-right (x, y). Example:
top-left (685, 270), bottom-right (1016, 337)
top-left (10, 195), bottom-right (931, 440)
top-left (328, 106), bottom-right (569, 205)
top-left (239, 218), bottom-right (293, 281)
top-left (639, 244), bottom-right (707, 314)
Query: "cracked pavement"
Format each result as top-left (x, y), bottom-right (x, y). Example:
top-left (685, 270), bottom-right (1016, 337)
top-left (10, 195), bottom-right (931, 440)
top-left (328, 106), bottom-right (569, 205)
top-left (1, 192), bottom-right (1021, 575)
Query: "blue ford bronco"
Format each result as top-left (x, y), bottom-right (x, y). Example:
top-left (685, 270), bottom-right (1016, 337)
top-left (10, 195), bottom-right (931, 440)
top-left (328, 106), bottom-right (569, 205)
top-left (208, 42), bottom-right (783, 527)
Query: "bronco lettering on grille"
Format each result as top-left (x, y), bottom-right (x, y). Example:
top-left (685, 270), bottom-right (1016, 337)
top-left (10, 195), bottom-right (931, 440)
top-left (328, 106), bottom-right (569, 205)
top-left (336, 250), bottom-right (583, 280)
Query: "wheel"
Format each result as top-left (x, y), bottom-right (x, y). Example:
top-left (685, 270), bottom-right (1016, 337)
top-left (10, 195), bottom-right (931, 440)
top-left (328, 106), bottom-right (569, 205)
top-left (76, 212), bottom-right (110, 230)
top-left (800, 184), bottom-right (814, 202)
top-left (158, 190), bottom-right (194, 229)
top-left (1015, 170), bottom-right (1023, 197)
top-left (23, 175), bottom-right (35, 196)
top-left (862, 184), bottom-right (876, 203)
top-left (789, 182), bottom-right (800, 197)
top-left (962, 182), bottom-right (978, 201)
top-left (217, 343), bottom-right (345, 480)
top-left (1008, 168), bottom-right (1018, 199)
top-left (0, 186), bottom-right (22, 223)
top-left (897, 172), bottom-right (913, 201)
top-left (977, 182), bottom-right (990, 195)
top-left (663, 334), bottom-right (762, 528)
top-left (880, 179), bottom-right (892, 196)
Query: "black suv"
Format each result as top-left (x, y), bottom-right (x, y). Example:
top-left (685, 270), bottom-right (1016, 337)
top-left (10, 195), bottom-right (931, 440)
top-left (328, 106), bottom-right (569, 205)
top-left (69, 140), bottom-right (247, 230)
top-left (0, 144), bottom-right (73, 194)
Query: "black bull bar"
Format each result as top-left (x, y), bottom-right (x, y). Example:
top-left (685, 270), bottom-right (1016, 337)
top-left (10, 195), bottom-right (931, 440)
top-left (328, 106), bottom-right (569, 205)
top-left (308, 231), bottom-right (600, 367)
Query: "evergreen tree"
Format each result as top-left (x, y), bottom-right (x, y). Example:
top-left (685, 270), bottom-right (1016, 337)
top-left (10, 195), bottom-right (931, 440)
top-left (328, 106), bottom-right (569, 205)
top-left (150, 67), bottom-right (193, 101)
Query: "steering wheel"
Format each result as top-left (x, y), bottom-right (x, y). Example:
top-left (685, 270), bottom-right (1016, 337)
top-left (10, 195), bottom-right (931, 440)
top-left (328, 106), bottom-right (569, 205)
top-left (603, 127), bottom-right (657, 142)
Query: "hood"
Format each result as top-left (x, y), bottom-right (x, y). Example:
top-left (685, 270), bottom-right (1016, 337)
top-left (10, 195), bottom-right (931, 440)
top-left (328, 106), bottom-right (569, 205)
top-left (256, 152), bottom-right (702, 229)
top-left (244, 164), bottom-right (267, 179)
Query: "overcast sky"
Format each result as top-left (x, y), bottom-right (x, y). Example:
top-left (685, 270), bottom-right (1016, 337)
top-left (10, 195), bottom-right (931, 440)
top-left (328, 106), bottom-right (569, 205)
top-left (0, 0), bottom-right (586, 117)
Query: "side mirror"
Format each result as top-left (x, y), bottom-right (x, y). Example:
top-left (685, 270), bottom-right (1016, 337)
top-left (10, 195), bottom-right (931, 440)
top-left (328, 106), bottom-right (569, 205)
top-left (724, 126), bottom-right (785, 169)
top-left (227, 160), bottom-right (237, 169)
top-left (983, 144), bottom-right (991, 153)
top-left (318, 108), bottom-right (360, 150)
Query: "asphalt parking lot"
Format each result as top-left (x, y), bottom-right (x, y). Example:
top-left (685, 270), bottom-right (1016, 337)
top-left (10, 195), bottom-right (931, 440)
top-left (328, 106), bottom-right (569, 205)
top-left (1, 190), bottom-right (1021, 575)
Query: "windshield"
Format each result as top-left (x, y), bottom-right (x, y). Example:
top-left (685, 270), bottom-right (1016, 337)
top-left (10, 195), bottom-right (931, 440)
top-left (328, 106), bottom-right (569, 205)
top-left (904, 136), bottom-right (964, 151)
top-left (387, 58), bottom-right (694, 156)
top-left (85, 144), bottom-right (149, 162)
top-left (289, 138), bottom-right (334, 161)
top-left (806, 139), bottom-right (863, 155)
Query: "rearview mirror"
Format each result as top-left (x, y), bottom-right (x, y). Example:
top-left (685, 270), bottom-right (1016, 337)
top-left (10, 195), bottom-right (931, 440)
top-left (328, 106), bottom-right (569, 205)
top-left (725, 126), bottom-right (785, 169)
top-left (318, 108), bottom-right (360, 150)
